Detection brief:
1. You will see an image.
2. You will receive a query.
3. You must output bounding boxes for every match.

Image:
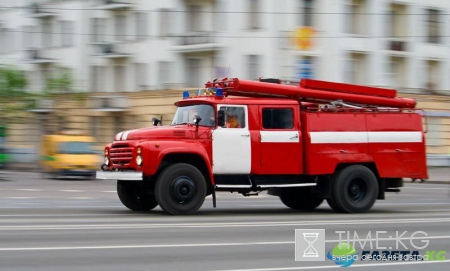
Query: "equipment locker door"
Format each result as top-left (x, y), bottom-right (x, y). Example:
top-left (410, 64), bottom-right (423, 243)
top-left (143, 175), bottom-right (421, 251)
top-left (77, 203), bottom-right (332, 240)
top-left (212, 105), bottom-right (251, 174)
top-left (258, 106), bottom-right (302, 174)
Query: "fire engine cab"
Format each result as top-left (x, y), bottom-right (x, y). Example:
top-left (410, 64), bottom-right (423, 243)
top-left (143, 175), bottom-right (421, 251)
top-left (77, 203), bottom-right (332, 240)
top-left (97, 77), bottom-right (427, 215)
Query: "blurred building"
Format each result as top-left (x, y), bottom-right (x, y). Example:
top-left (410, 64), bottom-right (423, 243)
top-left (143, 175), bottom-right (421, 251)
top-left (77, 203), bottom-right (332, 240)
top-left (0, 0), bottom-right (449, 166)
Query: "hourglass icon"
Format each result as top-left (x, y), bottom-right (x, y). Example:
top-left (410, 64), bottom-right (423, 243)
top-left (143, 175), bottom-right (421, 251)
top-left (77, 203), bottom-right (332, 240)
top-left (302, 232), bottom-right (319, 257)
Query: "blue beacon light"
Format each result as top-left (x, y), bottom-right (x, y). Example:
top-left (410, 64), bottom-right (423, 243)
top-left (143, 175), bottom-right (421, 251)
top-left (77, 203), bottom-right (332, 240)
top-left (182, 90), bottom-right (190, 99)
top-left (215, 88), bottom-right (224, 98)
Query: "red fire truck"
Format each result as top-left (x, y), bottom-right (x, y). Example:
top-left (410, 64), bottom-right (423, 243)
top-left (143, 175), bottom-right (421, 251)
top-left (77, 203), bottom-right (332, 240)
top-left (97, 78), bottom-right (427, 215)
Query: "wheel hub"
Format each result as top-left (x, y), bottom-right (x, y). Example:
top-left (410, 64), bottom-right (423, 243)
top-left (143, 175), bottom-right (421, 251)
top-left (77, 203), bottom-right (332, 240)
top-left (348, 179), bottom-right (366, 202)
top-left (171, 177), bottom-right (196, 203)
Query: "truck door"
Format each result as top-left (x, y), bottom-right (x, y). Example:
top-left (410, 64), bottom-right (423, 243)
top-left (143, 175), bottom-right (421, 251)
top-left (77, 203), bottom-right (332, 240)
top-left (212, 105), bottom-right (251, 174)
top-left (257, 106), bottom-right (302, 174)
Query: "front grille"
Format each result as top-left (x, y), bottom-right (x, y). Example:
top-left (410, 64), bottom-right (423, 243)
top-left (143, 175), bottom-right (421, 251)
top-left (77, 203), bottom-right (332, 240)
top-left (110, 143), bottom-right (133, 166)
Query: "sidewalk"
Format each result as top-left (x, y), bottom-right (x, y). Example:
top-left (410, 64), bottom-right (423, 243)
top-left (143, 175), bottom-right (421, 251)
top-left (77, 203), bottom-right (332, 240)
top-left (1, 164), bottom-right (449, 184)
top-left (405, 166), bottom-right (450, 184)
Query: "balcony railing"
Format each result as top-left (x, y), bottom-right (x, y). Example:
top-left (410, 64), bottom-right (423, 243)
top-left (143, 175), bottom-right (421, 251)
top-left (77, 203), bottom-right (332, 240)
top-left (386, 38), bottom-right (409, 52)
top-left (92, 43), bottom-right (131, 58)
top-left (25, 49), bottom-right (56, 64)
top-left (172, 31), bottom-right (224, 53)
top-left (28, 3), bottom-right (57, 18)
top-left (89, 96), bottom-right (128, 112)
top-left (29, 99), bottom-right (55, 113)
top-left (97, 0), bottom-right (133, 10)
top-left (177, 31), bottom-right (215, 46)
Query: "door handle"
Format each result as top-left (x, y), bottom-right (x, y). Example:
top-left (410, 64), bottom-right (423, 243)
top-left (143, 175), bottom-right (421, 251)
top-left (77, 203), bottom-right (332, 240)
top-left (290, 134), bottom-right (299, 139)
top-left (396, 149), bottom-right (402, 152)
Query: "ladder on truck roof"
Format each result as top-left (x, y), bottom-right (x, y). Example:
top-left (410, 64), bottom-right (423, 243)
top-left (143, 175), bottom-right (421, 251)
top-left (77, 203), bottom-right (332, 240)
top-left (205, 78), bottom-right (416, 109)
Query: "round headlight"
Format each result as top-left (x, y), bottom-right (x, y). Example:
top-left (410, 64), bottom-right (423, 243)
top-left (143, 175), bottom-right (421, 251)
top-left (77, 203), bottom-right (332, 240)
top-left (105, 149), bottom-right (109, 156)
top-left (136, 155), bottom-right (142, 166)
top-left (104, 156), bottom-right (109, 166)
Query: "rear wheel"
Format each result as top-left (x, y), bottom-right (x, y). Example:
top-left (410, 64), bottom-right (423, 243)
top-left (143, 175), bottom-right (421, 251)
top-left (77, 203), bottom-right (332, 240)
top-left (279, 187), bottom-right (324, 211)
top-left (117, 181), bottom-right (158, 211)
top-left (330, 165), bottom-right (378, 213)
top-left (155, 163), bottom-right (206, 215)
top-left (326, 197), bottom-right (344, 212)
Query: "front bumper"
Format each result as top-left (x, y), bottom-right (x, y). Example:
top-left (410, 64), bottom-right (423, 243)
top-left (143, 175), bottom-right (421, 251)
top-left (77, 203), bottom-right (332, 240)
top-left (96, 171), bottom-right (143, 181)
top-left (60, 169), bottom-right (95, 177)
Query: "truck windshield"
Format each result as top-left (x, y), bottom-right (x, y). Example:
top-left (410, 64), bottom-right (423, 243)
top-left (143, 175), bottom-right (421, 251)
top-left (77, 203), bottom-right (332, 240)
top-left (171, 104), bottom-right (215, 127)
top-left (58, 142), bottom-right (96, 154)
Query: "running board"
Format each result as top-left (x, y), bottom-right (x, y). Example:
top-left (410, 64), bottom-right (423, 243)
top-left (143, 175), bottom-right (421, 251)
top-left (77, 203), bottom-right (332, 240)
top-left (257, 183), bottom-right (317, 188)
top-left (215, 183), bottom-right (317, 189)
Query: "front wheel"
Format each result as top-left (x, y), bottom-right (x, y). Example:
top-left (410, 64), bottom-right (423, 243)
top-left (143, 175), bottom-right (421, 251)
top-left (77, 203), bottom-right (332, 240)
top-left (155, 163), bottom-right (207, 215)
top-left (117, 181), bottom-right (158, 211)
top-left (330, 165), bottom-right (379, 213)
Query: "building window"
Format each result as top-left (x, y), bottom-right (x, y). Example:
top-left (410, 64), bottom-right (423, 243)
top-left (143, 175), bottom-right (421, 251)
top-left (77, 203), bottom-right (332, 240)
top-left (346, 0), bottom-right (367, 35)
top-left (345, 53), bottom-right (367, 85)
top-left (262, 108), bottom-right (294, 129)
top-left (158, 61), bottom-right (172, 88)
top-left (136, 12), bottom-right (148, 41)
top-left (22, 26), bottom-right (33, 49)
top-left (303, 0), bottom-right (313, 26)
top-left (91, 18), bottom-right (105, 43)
top-left (114, 65), bottom-right (126, 92)
top-left (425, 60), bottom-right (440, 92)
top-left (427, 9), bottom-right (440, 44)
top-left (186, 59), bottom-right (201, 88)
top-left (388, 56), bottom-right (407, 89)
top-left (247, 55), bottom-right (261, 80)
top-left (249, 0), bottom-right (261, 30)
top-left (426, 117), bottom-right (442, 146)
top-left (115, 15), bottom-right (126, 41)
top-left (135, 63), bottom-right (147, 90)
top-left (90, 66), bottom-right (101, 93)
top-left (389, 4), bottom-right (407, 39)
top-left (90, 116), bottom-right (98, 139)
top-left (61, 21), bottom-right (73, 47)
top-left (42, 21), bottom-right (52, 48)
top-left (114, 115), bottom-right (125, 135)
top-left (188, 5), bottom-right (202, 32)
top-left (1, 28), bottom-right (16, 54)
top-left (160, 9), bottom-right (171, 37)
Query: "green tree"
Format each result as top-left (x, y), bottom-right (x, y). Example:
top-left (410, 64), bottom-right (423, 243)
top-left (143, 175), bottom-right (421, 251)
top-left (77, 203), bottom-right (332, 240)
top-left (0, 67), bottom-right (29, 125)
top-left (42, 66), bottom-right (86, 104)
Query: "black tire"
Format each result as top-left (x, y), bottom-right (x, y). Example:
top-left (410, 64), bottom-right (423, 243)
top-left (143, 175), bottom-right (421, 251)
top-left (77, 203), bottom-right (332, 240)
top-left (117, 181), bottom-right (158, 211)
top-left (155, 163), bottom-right (206, 215)
top-left (279, 187), bottom-right (324, 211)
top-left (330, 165), bottom-right (379, 213)
top-left (326, 197), bottom-right (345, 213)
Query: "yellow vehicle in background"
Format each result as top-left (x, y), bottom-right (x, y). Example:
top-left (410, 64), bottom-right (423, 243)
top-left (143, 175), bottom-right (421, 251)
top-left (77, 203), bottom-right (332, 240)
top-left (41, 131), bottom-right (99, 179)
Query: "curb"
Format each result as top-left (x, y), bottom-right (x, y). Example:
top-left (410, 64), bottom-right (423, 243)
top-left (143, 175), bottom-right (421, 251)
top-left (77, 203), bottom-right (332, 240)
top-left (404, 180), bottom-right (450, 185)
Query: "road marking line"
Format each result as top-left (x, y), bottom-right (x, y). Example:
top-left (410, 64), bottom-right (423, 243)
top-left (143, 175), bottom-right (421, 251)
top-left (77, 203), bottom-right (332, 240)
top-left (17, 189), bottom-right (42, 191)
top-left (1, 217), bottom-right (450, 230)
top-left (59, 190), bottom-right (83, 192)
top-left (214, 259), bottom-right (450, 271)
top-left (0, 235), bottom-right (449, 252)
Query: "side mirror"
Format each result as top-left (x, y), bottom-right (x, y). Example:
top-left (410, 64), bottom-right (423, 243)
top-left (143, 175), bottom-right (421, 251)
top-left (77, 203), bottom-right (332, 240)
top-left (217, 110), bottom-right (225, 127)
top-left (152, 118), bottom-right (161, 126)
top-left (193, 115), bottom-right (202, 126)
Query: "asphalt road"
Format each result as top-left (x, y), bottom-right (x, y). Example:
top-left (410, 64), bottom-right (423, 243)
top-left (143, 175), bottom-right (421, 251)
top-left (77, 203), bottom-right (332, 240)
top-left (0, 171), bottom-right (449, 271)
